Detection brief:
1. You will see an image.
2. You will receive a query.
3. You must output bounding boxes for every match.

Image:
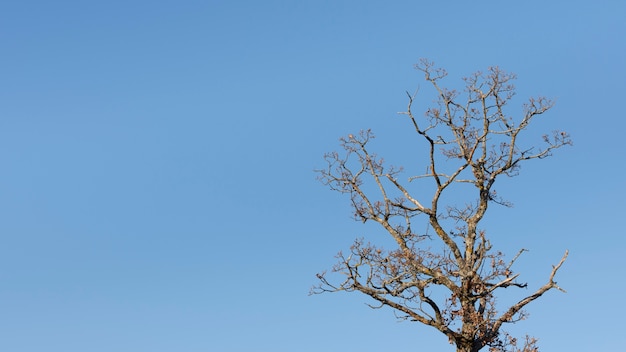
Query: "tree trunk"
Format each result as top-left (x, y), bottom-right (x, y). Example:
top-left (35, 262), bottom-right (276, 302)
top-left (455, 339), bottom-right (482, 352)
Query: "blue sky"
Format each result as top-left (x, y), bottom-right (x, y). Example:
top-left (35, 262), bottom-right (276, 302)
top-left (0, 1), bottom-right (624, 351)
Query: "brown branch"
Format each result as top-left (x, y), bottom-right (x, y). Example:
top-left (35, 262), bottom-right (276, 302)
top-left (492, 250), bottom-right (568, 335)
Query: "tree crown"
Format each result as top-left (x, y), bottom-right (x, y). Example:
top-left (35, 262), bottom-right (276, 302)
top-left (313, 60), bottom-right (571, 352)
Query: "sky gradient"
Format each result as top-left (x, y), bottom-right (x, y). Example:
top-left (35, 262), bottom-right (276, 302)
top-left (1, 1), bottom-right (625, 351)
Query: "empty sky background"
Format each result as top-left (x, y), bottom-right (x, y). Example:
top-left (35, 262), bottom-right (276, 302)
top-left (1, 1), bottom-right (625, 351)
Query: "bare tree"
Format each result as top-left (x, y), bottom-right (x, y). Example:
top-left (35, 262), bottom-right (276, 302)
top-left (312, 59), bottom-right (572, 352)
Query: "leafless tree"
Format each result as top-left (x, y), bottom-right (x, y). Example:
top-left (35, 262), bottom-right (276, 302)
top-left (312, 59), bottom-right (572, 352)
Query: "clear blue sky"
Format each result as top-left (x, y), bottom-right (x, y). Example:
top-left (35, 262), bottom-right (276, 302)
top-left (1, 1), bottom-right (624, 351)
